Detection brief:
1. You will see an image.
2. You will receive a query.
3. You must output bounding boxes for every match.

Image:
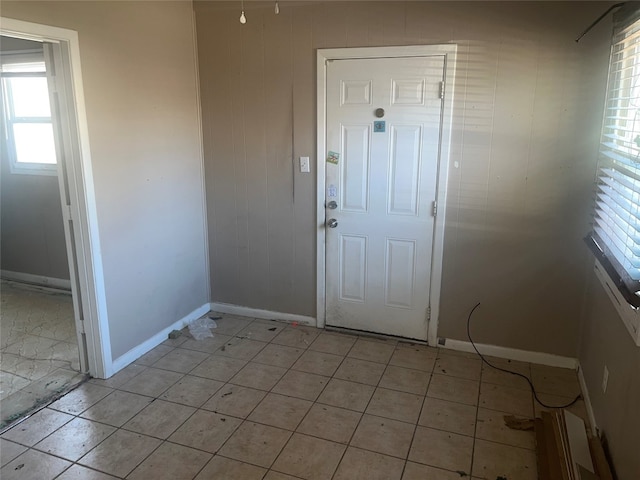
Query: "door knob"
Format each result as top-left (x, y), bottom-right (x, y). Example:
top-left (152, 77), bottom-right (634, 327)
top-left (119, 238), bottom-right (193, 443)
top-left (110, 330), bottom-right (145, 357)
top-left (327, 218), bottom-right (338, 228)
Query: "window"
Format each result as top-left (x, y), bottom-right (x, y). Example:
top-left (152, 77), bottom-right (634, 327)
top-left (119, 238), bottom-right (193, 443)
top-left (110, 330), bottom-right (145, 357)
top-left (586, 5), bottom-right (640, 346)
top-left (1, 54), bottom-right (57, 175)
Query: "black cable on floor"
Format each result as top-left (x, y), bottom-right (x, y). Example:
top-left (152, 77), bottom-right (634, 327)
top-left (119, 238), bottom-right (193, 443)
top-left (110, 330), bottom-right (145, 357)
top-left (466, 302), bottom-right (581, 409)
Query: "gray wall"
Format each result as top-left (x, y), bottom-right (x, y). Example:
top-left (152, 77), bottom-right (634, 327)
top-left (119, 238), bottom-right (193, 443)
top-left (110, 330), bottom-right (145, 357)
top-left (579, 270), bottom-right (640, 480)
top-left (195, 1), bottom-right (610, 357)
top-left (0, 40), bottom-right (70, 281)
top-left (2, 1), bottom-right (210, 360)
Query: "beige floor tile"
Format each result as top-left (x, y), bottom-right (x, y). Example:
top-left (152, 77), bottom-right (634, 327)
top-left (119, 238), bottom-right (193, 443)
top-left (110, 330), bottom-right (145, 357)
top-left (238, 320), bottom-right (286, 342)
top-left (350, 414), bottom-right (415, 458)
top-left (427, 374), bottom-right (479, 406)
top-left (190, 355), bottom-right (247, 382)
top-left (530, 364), bottom-right (582, 397)
top-left (48, 382), bottom-right (113, 415)
top-left (208, 315), bottom-right (253, 336)
top-left (216, 337), bottom-right (267, 360)
top-left (34, 417), bottom-right (115, 461)
top-left (179, 333), bottom-right (233, 354)
top-left (437, 349), bottom-right (479, 360)
top-left (195, 455), bottom-right (266, 479)
top-left (434, 354), bottom-right (482, 380)
top-left (379, 365), bottom-right (430, 395)
top-left (479, 383), bottom-right (533, 417)
top-left (0, 439), bottom-right (27, 467)
top-left (134, 344), bottom-right (174, 366)
top-left (201, 384), bottom-right (266, 418)
top-left (0, 449), bottom-right (71, 480)
top-left (481, 357), bottom-right (532, 390)
top-left (80, 390), bottom-right (153, 427)
top-left (123, 399), bottom-right (195, 439)
top-left (472, 439), bottom-right (537, 480)
top-left (253, 343), bottom-right (304, 368)
top-left (2, 408), bottom-right (73, 446)
top-left (89, 363), bottom-right (146, 389)
top-left (128, 441), bottom-right (212, 480)
top-left (334, 357), bottom-right (386, 385)
top-left (264, 472), bottom-right (299, 480)
top-left (297, 403), bottom-right (362, 443)
top-left (248, 393), bottom-right (312, 430)
top-left (348, 338), bottom-right (395, 364)
top-left (151, 348), bottom-right (209, 373)
top-left (333, 446), bottom-right (405, 480)
top-left (475, 408), bottom-right (535, 450)
top-left (272, 326), bottom-right (320, 348)
top-left (272, 432), bottom-right (346, 480)
top-left (219, 421), bottom-right (292, 468)
top-left (309, 333), bottom-right (357, 356)
top-left (409, 426), bottom-right (473, 473)
top-left (389, 343), bottom-right (438, 372)
top-left (159, 374), bottom-right (224, 407)
top-left (78, 429), bottom-right (161, 478)
top-left (169, 410), bottom-right (242, 453)
top-left (402, 462), bottom-right (464, 480)
top-left (317, 378), bottom-right (375, 412)
top-left (272, 369), bottom-right (330, 401)
top-left (292, 350), bottom-right (344, 376)
top-left (230, 362), bottom-right (287, 390)
top-left (366, 387), bottom-right (423, 424)
top-left (418, 397), bottom-right (477, 436)
top-left (56, 464), bottom-right (119, 479)
top-left (119, 367), bottom-right (183, 397)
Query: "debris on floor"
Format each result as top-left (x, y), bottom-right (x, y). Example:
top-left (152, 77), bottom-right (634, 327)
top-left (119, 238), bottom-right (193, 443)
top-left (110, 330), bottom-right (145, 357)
top-left (503, 415), bottom-right (534, 431)
top-left (168, 329), bottom-right (182, 339)
top-left (188, 316), bottom-right (218, 340)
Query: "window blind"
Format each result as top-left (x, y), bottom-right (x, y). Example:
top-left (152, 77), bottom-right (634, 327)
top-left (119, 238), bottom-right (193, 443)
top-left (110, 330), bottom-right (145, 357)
top-left (587, 5), bottom-right (640, 308)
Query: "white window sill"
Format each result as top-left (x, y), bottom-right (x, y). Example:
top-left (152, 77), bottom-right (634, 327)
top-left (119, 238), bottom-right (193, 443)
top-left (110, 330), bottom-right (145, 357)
top-left (594, 259), bottom-right (640, 347)
top-left (9, 163), bottom-right (57, 176)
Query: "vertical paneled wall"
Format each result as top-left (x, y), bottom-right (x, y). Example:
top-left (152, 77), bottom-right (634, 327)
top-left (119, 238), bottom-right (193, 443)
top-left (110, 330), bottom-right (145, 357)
top-left (195, 1), bottom-right (610, 357)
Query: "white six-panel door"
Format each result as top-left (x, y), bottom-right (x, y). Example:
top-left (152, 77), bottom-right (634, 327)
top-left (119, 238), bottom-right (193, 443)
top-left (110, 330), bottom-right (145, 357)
top-left (325, 56), bottom-right (445, 340)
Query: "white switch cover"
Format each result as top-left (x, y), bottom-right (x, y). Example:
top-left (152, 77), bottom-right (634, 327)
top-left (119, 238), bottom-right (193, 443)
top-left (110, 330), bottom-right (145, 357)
top-left (300, 156), bottom-right (310, 173)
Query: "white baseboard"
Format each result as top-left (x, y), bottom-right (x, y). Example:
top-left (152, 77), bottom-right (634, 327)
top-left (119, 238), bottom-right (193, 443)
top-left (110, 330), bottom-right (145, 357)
top-left (1, 270), bottom-right (71, 291)
top-left (111, 303), bottom-right (210, 373)
top-left (577, 363), bottom-right (598, 433)
top-left (210, 302), bottom-right (316, 327)
top-left (439, 338), bottom-right (579, 370)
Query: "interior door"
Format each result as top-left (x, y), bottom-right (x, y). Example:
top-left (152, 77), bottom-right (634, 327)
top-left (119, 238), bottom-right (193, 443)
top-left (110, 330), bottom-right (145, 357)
top-left (43, 43), bottom-right (88, 372)
top-left (325, 56), bottom-right (445, 340)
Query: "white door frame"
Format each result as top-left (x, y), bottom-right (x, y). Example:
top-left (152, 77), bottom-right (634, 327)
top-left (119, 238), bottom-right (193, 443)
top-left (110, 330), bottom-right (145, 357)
top-left (1, 17), bottom-right (111, 378)
top-left (316, 45), bottom-right (457, 346)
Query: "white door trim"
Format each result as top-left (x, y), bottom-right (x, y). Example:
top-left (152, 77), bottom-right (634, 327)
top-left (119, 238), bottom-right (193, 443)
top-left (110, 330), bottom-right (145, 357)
top-left (316, 45), bottom-right (457, 346)
top-left (1, 17), bottom-right (112, 378)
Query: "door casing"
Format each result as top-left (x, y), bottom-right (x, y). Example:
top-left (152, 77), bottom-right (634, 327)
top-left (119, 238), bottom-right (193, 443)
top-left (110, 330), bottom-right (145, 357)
top-left (316, 45), bottom-right (457, 346)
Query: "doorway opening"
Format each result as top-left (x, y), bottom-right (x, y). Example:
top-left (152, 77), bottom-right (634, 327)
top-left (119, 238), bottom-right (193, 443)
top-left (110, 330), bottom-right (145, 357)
top-left (0, 35), bottom-right (86, 428)
top-left (0, 18), bottom-right (111, 428)
top-left (316, 45), bottom-right (457, 345)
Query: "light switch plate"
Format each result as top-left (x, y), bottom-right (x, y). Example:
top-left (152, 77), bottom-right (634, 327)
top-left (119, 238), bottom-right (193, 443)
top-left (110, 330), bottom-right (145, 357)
top-left (300, 156), bottom-right (310, 173)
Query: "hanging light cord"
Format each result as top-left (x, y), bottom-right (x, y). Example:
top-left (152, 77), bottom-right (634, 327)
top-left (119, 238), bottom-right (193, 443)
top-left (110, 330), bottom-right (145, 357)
top-left (466, 302), bottom-right (581, 409)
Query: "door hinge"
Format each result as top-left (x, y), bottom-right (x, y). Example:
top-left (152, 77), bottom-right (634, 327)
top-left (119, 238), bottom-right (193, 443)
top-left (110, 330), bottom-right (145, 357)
top-left (426, 305), bottom-right (431, 321)
top-left (77, 319), bottom-right (85, 334)
top-left (439, 81), bottom-right (445, 99)
top-left (432, 201), bottom-right (437, 217)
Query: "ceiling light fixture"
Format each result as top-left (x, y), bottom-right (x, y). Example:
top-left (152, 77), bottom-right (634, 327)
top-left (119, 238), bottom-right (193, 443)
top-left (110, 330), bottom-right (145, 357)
top-left (240, 0), bottom-right (246, 24)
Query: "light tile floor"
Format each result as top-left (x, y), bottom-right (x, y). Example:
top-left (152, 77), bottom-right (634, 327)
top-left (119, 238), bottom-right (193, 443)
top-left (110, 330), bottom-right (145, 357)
top-left (0, 314), bottom-right (587, 479)
top-left (1, 281), bottom-right (83, 428)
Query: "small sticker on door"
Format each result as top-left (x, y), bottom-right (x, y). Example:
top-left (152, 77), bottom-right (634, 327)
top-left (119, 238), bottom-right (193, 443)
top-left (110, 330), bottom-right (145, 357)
top-left (328, 184), bottom-right (337, 198)
top-left (374, 121), bottom-right (386, 133)
top-left (327, 151), bottom-right (340, 164)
